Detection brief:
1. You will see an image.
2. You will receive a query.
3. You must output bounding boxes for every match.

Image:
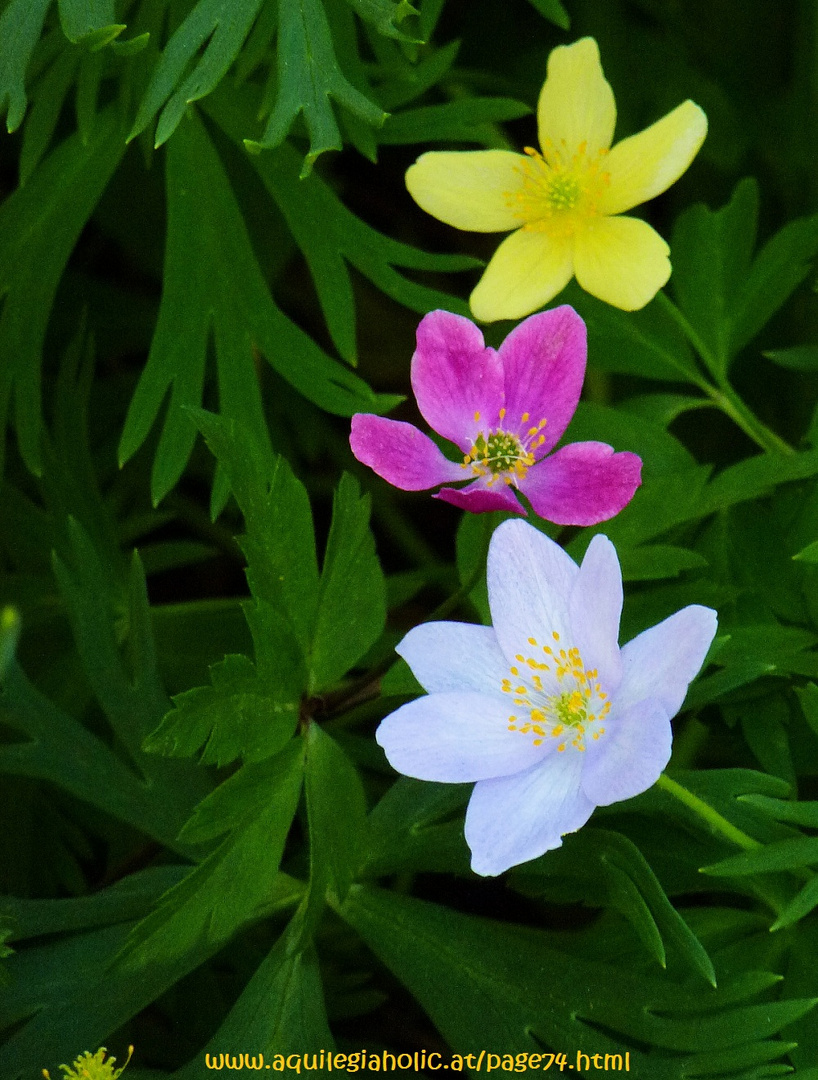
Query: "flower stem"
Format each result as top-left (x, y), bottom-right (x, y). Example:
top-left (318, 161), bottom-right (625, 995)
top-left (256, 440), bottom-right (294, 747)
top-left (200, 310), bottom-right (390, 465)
top-left (708, 379), bottom-right (795, 456)
top-left (654, 293), bottom-right (794, 456)
top-left (655, 773), bottom-right (795, 918)
top-left (654, 290), bottom-right (722, 381)
top-left (655, 773), bottom-right (760, 851)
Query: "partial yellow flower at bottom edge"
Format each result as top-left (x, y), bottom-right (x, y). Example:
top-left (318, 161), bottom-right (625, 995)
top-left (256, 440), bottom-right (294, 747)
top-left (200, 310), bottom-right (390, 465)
top-left (43, 1045), bottom-right (134, 1080)
top-left (405, 37), bottom-right (707, 321)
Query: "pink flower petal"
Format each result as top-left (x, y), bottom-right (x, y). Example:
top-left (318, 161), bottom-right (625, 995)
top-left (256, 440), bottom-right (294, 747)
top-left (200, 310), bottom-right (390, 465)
top-left (497, 306), bottom-right (587, 454)
top-left (521, 441), bottom-right (642, 525)
top-left (435, 481), bottom-right (524, 514)
top-left (411, 310), bottom-right (504, 454)
top-left (350, 414), bottom-right (465, 491)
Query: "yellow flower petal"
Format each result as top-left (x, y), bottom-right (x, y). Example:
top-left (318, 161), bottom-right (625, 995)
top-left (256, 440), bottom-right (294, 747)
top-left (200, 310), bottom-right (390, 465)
top-left (537, 38), bottom-right (616, 160)
top-left (599, 101), bottom-right (707, 216)
top-left (469, 227), bottom-right (573, 322)
top-left (573, 216), bottom-right (670, 311)
top-left (406, 150), bottom-right (529, 232)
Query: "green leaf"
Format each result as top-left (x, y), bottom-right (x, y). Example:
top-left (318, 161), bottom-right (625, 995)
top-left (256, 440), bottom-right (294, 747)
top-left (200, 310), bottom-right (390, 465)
top-left (341, 885), bottom-right (816, 1072)
top-left (770, 875), bottom-right (818, 930)
top-left (796, 682), bottom-right (818, 739)
top-left (566, 400), bottom-right (698, 473)
top-left (0, 109), bottom-right (126, 474)
top-left (148, 597), bottom-right (250, 693)
top-left (118, 112), bottom-right (382, 501)
top-left (190, 408), bottom-right (319, 652)
top-left (234, 0), bottom-right (279, 81)
top-left (129, 0), bottom-right (265, 146)
top-left (57, 0), bottom-right (124, 47)
top-left (515, 829), bottom-right (716, 985)
top-left (0, 870), bottom-right (304, 1079)
top-left (364, 777), bottom-right (471, 876)
top-left (671, 177), bottom-right (759, 376)
top-left (0, 865), bottom-right (187, 939)
top-left (697, 449), bottom-right (818, 518)
top-left (683, 1039), bottom-right (801, 1078)
top-left (144, 415), bottom-right (316, 767)
top-left (143, 635), bottom-right (301, 767)
top-left (730, 211), bottom-right (818, 357)
top-left (376, 36), bottom-right (460, 110)
top-left (620, 393), bottom-right (714, 428)
top-left (343, 0), bottom-right (421, 42)
top-left (524, 0), bottom-right (570, 28)
top-left (671, 178), bottom-right (818, 372)
top-left (54, 520), bottom-right (211, 816)
top-left (143, 412), bottom-right (326, 766)
top-left (0, 662), bottom-right (194, 851)
top-left (52, 522), bottom-right (162, 757)
top-left (619, 544), bottom-right (708, 582)
top-left (739, 694), bottom-right (796, 787)
top-left (379, 655), bottom-right (424, 697)
top-left (739, 795), bottom-right (818, 829)
top-left (764, 344), bottom-right (818, 372)
top-left (311, 473), bottom-right (386, 690)
top-left (0, 606), bottom-right (20, 679)
top-left (567, 284), bottom-right (703, 384)
top-left (19, 48), bottom-right (78, 183)
top-left (702, 837), bottom-right (818, 876)
top-left (110, 31), bottom-right (149, 56)
top-left (794, 539), bottom-right (818, 562)
top-left (455, 511), bottom-right (500, 625)
top-left (378, 97), bottom-right (532, 144)
top-left (0, 0), bottom-right (52, 132)
top-left (683, 660), bottom-right (777, 709)
top-left (306, 724), bottom-right (367, 904)
top-left (206, 88), bottom-right (476, 365)
top-left (249, 0), bottom-right (386, 174)
top-left (175, 918), bottom-right (333, 1077)
top-left (627, 770), bottom-right (794, 859)
top-left (116, 740), bottom-right (305, 971)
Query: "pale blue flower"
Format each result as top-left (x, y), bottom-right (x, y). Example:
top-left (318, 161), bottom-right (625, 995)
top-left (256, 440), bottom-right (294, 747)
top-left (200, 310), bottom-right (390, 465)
top-left (376, 520), bottom-right (717, 876)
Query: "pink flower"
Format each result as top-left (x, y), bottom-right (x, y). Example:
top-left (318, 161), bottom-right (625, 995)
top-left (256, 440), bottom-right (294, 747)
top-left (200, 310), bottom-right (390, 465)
top-left (349, 307), bottom-right (641, 524)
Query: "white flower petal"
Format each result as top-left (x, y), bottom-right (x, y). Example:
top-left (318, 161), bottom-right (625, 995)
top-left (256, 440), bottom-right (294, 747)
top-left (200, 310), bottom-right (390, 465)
top-left (376, 692), bottom-right (545, 783)
top-left (569, 534), bottom-right (623, 690)
top-left (396, 622), bottom-right (509, 696)
top-left (487, 520), bottom-right (579, 665)
top-left (580, 699), bottom-right (672, 805)
top-left (617, 604), bottom-right (718, 718)
top-left (465, 751), bottom-right (594, 876)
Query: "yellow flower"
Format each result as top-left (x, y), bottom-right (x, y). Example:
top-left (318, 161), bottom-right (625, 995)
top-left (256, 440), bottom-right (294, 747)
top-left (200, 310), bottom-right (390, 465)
top-left (405, 38), bottom-right (707, 320)
top-left (43, 1045), bottom-right (133, 1080)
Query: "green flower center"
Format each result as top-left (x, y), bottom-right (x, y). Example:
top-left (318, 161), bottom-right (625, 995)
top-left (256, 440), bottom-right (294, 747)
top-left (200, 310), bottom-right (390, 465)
top-left (505, 143), bottom-right (611, 233)
top-left (476, 431), bottom-right (528, 473)
top-left (501, 632), bottom-right (611, 753)
top-left (461, 410), bottom-right (547, 488)
top-left (546, 174), bottom-right (582, 211)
